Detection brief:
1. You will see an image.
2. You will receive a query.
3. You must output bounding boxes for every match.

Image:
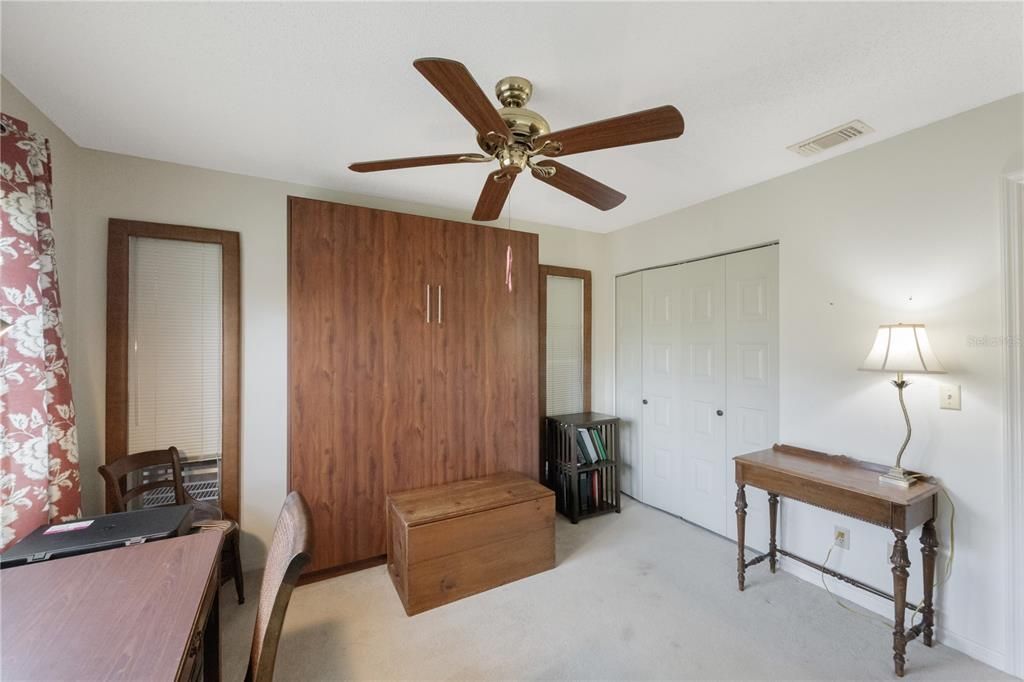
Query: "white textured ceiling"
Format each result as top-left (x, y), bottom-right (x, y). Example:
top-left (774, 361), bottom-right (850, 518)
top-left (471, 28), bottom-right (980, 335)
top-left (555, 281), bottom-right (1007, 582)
top-left (2, 2), bottom-right (1021, 232)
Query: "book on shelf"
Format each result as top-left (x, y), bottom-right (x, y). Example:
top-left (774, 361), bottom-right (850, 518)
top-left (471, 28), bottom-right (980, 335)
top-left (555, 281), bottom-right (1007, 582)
top-left (576, 428), bottom-right (601, 464)
top-left (575, 430), bottom-right (594, 465)
top-left (577, 430), bottom-right (593, 462)
top-left (590, 428), bottom-right (609, 461)
top-left (556, 467), bottom-right (613, 516)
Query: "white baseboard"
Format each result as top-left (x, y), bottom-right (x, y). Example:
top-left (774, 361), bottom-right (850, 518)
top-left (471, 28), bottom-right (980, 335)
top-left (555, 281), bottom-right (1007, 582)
top-left (934, 625), bottom-right (1007, 674)
top-left (779, 558), bottom-right (1008, 673)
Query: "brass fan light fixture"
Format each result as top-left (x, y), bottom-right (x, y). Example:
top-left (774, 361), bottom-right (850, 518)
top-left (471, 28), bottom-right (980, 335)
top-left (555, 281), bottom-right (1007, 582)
top-left (350, 58), bottom-right (686, 221)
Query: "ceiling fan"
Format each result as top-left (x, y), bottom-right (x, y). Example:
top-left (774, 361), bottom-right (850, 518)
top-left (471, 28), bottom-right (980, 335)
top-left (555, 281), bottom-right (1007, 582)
top-left (350, 58), bottom-right (685, 221)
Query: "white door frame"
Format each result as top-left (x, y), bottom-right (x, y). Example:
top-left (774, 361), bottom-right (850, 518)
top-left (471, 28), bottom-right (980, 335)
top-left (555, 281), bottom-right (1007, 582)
top-left (1003, 170), bottom-right (1024, 677)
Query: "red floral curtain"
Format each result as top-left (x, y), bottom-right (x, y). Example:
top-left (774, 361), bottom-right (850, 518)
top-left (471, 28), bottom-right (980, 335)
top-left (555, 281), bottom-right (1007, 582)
top-left (1, 113), bottom-right (81, 550)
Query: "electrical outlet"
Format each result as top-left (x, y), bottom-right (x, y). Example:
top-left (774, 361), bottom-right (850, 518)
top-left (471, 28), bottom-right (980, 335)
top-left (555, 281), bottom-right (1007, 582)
top-left (834, 526), bottom-right (850, 550)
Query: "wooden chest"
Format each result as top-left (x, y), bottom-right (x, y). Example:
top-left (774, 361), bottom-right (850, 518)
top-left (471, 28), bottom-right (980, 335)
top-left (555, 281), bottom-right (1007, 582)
top-left (386, 472), bottom-right (555, 615)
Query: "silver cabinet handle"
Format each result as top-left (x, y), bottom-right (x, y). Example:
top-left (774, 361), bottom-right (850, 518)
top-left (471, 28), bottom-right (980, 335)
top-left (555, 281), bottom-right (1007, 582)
top-left (437, 285), bottom-right (443, 324)
top-left (426, 285), bottom-right (431, 323)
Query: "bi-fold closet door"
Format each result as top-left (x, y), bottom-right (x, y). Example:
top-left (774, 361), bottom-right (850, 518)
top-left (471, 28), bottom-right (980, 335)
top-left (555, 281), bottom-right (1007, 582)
top-left (616, 245), bottom-right (778, 538)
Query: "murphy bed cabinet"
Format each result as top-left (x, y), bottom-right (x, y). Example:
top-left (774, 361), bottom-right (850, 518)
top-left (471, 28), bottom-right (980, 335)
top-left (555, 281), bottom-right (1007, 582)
top-left (287, 197), bottom-right (539, 577)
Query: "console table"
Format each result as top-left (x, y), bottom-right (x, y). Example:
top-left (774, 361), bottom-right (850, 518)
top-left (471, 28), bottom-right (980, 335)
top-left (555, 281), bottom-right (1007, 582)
top-left (734, 444), bottom-right (940, 677)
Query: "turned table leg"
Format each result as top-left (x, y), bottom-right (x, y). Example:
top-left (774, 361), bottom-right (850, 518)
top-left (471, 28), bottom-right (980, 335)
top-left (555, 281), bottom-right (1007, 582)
top-left (768, 493), bottom-right (779, 574)
top-left (921, 520), bottom-right (938, 647)
top-left (735, 485), bottom-right (747, 591)
top-left (891, 531), bottom-right (911, 677)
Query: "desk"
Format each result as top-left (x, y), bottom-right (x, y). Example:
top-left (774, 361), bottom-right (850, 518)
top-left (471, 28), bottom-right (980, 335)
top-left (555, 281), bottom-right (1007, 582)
top-left (734, 444), bottom-right (940, 678)
top-left (1, 531), bottom-right (223, 681)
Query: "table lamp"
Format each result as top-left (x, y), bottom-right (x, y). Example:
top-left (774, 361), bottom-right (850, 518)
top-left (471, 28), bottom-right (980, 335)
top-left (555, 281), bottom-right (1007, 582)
top-left (859, 323), bottom-right (946, 487)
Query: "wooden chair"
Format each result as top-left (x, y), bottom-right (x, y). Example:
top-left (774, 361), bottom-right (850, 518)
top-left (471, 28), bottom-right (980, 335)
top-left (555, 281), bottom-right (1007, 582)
top-left (246, 491), bottom-right (312, 682)
top-left (97, 446), bottom-right (245, 604)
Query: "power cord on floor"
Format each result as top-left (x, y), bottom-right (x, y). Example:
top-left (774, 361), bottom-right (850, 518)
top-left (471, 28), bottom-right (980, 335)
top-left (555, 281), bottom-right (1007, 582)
top-left (819, 486), bottom-right (955, 630)
top-left (820, 544), bottom-right (891, 631)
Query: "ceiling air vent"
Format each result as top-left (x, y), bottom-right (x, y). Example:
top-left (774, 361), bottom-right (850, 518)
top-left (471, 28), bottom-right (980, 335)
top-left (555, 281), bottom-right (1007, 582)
top-left (787, 120), bottom-right (874, 157)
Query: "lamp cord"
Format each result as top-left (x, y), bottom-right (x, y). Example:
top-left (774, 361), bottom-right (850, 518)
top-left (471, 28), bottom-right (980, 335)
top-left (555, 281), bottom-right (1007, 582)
top-left (911, 487), bottom-right (955, 628)
top-left (819, 487), bottom-right (955, 631)
top-left (820, 544), bottom-right (891, 631)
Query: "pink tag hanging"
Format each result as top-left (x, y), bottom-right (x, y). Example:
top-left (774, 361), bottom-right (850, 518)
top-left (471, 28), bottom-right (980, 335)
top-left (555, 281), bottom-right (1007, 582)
top-left (505, 245), bottom-right (513, 293)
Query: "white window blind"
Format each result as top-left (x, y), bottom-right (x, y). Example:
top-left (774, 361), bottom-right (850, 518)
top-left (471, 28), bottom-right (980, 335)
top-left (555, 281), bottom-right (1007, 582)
top-left (127, 236), bottom-right (223, 463)
top-left (546, 276), bottom-right (585, 415)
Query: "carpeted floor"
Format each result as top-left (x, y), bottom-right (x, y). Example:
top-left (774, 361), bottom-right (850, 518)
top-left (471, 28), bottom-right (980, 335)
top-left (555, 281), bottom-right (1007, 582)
top-left (220, 497), bottom-right (1012, 680)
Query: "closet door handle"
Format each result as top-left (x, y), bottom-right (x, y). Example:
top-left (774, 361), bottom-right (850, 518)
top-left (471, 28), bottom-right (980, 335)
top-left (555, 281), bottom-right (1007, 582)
top-left (426, 285), bottom-right (431, 324)
top-left (642, 399), bottom-right (648, 405)
top-left (437, 286), bottom-right (443, 325)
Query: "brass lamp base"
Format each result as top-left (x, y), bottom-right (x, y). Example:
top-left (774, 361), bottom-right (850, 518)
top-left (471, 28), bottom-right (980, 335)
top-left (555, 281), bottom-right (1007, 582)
top-left (879, 467), bottom-right (915, 488)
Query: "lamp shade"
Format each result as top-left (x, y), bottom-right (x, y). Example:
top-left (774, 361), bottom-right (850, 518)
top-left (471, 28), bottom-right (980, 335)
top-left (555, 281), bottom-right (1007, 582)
top-left (860, 323), bottom-right (946, 374)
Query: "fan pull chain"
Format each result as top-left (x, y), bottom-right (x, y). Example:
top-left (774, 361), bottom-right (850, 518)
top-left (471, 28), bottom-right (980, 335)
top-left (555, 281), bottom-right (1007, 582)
top-left (506, 188), bottom-right (513, 293)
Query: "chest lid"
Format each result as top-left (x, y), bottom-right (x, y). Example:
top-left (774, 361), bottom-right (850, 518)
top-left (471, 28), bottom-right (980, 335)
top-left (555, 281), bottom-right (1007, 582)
top-left (388, 472), bottom-right (553, 527)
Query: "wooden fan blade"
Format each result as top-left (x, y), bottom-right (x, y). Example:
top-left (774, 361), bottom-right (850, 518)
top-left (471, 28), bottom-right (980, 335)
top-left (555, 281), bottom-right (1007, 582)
top-left (349, 153), bottom-right (489, 173)
top-left (414, 58), bottom-right (509, 141)
top-left (531, 160), bottom-right (626, 211)
top-left (472, 170), bottom-right (516, 221)
top-left (534, 105), bottom-right (684, 157)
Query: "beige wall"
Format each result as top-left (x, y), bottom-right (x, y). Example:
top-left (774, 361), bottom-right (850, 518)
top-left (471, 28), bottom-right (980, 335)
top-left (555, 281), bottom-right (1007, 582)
top-left (1, 77), bottom-right (610, 572)
top-left (602, 93), bottom-right (1023, 668)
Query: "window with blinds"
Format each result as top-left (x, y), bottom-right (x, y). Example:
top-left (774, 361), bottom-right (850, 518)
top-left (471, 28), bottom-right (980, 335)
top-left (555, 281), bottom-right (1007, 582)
top-left (545, 275), bottom-right (585, 415)
top-left (127, 236), bottom-right (223, 502)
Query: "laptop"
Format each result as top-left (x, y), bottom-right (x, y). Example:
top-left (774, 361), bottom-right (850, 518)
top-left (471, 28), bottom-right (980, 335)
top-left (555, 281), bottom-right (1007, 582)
top-left (0, 505), bottom-right (194, 568)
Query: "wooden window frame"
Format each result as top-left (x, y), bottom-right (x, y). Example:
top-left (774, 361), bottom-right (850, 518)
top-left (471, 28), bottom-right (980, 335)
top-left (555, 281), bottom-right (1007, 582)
top-left (538, 265), bottom-right (593, 421)
top-left (105, 219), bottom-right (241, 521)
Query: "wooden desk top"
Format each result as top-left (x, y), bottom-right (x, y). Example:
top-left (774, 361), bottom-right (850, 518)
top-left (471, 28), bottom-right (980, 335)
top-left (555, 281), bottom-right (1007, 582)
top-left (735, 444), bottom-right (940, 507)
top-left (1, 531), bottom-right (222, 681)
top-left (388, 471), bottom-right (552, 527)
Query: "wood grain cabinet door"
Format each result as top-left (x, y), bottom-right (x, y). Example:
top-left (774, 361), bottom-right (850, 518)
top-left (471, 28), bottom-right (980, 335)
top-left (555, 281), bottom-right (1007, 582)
top-left (459, 226), bottom-right (540, 480)
top-left (382, 214), bottom-right (436, 494)
top-left (430, 222), bottom-right (539, 483)
top-left (429, 219), bottom-right (477, 484)
top-left (288, 198), bottom-right (389, 572)
top-left (500, 227), bottom-right (540, 479)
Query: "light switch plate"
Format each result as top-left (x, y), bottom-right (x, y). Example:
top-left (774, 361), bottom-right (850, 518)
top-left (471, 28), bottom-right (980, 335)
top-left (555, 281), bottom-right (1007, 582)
top-left (940, 384), bottom-right (961, 410)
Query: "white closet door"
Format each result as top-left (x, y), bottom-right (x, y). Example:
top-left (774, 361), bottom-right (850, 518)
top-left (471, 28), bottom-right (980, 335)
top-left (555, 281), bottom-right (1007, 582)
top-left (724, 245), bottom-right (779, 545)
top-left (615, 272), bottom-right (643, 498)
top-left (640, 265), bottom-right (685, 515)
top-left (678, 257), bottom-right (728, 534)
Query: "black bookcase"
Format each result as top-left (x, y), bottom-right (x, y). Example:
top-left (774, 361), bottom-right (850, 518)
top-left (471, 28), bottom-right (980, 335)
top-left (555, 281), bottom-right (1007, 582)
top-left (544, 412), bottom-right (621, 523)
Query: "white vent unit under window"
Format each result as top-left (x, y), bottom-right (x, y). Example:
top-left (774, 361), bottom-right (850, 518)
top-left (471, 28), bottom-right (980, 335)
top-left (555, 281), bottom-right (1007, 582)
top-left (787, 120), bottom-right (874, 157)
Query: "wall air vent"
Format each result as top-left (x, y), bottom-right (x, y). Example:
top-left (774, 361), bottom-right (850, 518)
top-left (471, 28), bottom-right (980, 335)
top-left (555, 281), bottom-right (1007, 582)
top-left (787, 120), bottom-right (874, 157)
